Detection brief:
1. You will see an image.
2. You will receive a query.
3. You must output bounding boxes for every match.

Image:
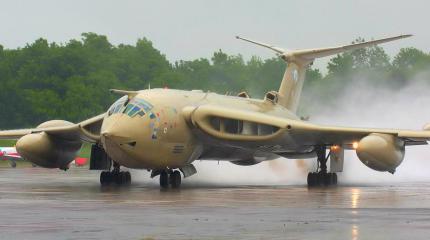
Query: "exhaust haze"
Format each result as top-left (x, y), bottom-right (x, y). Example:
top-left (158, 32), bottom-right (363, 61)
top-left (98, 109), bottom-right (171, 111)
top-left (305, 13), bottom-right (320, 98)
top-left (190, 75), bottom-right (430, 186)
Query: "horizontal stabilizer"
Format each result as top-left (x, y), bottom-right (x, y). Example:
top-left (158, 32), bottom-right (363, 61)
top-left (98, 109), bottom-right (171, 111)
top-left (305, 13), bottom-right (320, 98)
top-left (290, 34), bottom-right (412, 61)
top-left (236, 34), bottom-right (412, 64)
top-left (235, 36), bottom-right (286, 54)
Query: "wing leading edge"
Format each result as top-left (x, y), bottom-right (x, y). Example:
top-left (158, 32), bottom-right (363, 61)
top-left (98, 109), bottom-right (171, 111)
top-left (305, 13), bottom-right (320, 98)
top-left (0, 113), bottom-right (105, 142)
top-left (186, 104), bottom-right (430, 148)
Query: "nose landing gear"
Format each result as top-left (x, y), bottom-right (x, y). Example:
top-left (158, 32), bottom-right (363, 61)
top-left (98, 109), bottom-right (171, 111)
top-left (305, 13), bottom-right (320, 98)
top-left (170, 170), bottom-right (182, 188)
top-left (100, 162), bottom-right (131, 185)
top-left (159, 170), bottom-right (182, 189)
top-left (307, 146), bottom-right (338, 187)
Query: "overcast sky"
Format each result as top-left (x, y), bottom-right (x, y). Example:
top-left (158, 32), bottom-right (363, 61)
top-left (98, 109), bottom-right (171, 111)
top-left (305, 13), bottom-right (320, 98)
top-left (0, 0), bottom-right (427, 71)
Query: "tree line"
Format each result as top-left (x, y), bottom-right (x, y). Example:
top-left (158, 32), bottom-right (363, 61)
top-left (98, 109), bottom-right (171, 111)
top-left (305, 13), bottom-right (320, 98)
top-left (0, 33), bottom-right (429, 128)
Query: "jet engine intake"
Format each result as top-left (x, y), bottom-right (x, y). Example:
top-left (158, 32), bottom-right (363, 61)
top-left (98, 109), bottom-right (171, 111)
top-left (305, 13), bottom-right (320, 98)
top-left (16, 120), bottom-right (82, 170)
top-left (356, 133), bottom-right (405, 173)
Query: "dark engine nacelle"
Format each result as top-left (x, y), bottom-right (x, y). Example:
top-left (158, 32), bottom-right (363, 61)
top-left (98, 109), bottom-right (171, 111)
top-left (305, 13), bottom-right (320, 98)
top-left (230, 151), bottom-right (279, 166)
top-left (356, 133), bottom-right (405, 173)
top-left (16, 120), bottom-right (82, 170)
top-left (230, 158), bottom-right (261, 166)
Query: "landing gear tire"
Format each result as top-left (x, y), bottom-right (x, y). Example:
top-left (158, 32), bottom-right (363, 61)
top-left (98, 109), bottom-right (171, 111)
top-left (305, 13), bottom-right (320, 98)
top-left (170, 171), bottom-right (182, 188)
top-left (307, 146), bottom-right (338, 187)
top-left (9, 161), bottom-right (17, 168)
top-left (330, 173), bottom-right (338, 185)
top-left (307, 172), bottom-right (338, 187)
top-left (160, 171), bottom-right (169, 189)
top-left (323, 173), bottom-right (332, 186)
top-left (307, 172), bottom-right (317, 187)
top-left (114, 172), bottom-right (123, 185)
top-left (125, 171), bottom-right (131, 183)
top-left (100, 171), bottom-right (111, 185)
top-left (100, 170), bottom-right (131, 185)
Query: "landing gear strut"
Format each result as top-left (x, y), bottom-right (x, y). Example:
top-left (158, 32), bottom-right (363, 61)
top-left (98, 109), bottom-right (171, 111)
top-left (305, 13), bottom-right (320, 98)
top-left (159, 170), bottom-right (182, 189)
top-left (100, 162), bottom-right (131, 185)
top-left (307, 146), bottom-right (338, 187)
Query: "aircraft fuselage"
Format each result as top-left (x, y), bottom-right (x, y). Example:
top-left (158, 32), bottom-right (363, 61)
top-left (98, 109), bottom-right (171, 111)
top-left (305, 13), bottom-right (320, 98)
top-left (100, 88), bottom-right (310, 170)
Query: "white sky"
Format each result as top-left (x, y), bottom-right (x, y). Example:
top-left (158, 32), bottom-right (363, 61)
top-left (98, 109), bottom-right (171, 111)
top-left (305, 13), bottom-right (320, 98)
top-left (0, 0), bottom-right (427, 71)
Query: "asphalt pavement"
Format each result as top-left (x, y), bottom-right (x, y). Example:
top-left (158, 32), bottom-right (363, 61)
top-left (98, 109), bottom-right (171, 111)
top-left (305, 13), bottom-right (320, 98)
top-left (0, 167), bottom-right (428, 240)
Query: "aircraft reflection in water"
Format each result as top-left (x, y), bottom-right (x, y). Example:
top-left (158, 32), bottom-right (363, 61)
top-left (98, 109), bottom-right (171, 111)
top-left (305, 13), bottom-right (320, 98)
top-left (351, 188), bottom-right (361, 210)
top-left (351, 189), bottom-right (361, 240)
top-left (352, 225), bottom-right (359, 240)
top-left (1, 34), bottom-right (430, 188)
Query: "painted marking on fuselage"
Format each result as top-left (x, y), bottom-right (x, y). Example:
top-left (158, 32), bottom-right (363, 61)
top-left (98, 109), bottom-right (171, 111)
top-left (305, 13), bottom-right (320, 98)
top-left (145, 104), bottom-right (179, 140)
top-left (172, 145), bottom-right (185, 154)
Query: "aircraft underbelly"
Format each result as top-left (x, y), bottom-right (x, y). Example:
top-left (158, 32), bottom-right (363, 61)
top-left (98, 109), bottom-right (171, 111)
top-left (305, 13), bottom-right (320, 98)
top-left (195, 130), bottom-right (311, 153)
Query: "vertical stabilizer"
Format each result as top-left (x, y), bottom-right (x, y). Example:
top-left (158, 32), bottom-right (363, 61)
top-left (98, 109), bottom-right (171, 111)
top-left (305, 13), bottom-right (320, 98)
top-left (236, 35), bottom-right (412, 113)
top-left (277, 60), bottom-right (309, 112)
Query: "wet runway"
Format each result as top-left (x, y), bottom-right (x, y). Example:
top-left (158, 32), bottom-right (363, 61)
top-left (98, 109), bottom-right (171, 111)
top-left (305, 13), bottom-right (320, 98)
top-left (0, 167), bottom-right (429, 240)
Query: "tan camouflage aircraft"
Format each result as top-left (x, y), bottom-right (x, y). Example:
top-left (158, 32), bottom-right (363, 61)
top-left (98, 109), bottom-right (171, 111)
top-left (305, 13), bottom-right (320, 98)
top-left (1, 34), bottom-right (429, 188)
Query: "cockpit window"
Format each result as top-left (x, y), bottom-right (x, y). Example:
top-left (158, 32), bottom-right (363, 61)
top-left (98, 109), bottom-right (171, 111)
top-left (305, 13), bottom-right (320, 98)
top-left (122, 104), bottom-right (134, 114)
top-left (123, 98), bottom-right (154, 118)
top-left (108, 96), bottom-right (154, 118)
top-left (108, 96), bottom-right (128, 116)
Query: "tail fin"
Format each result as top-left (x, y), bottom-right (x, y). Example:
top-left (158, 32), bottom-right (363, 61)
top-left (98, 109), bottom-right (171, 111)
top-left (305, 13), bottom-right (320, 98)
top-left (236, 35), bottom-right (412, 113)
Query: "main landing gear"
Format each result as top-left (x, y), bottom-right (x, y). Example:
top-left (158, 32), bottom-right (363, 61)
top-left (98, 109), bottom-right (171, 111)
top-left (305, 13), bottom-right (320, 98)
top-left (100, 162), bottom-right (131, 185)
top-left (159, 170), bottom-right (182, 189)
top-left (307, 146), bottom-right (338, 187)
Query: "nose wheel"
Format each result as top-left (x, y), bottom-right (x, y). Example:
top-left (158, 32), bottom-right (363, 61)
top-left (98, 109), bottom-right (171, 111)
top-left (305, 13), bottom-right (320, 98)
top-left (159, 170), bottom-right (182, 189)
top-left (100, 162), bottom-right (131, 185)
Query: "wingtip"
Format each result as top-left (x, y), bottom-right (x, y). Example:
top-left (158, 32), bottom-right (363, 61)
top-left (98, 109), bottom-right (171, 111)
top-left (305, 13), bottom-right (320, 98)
top-left (402, 34), bottom-right (413, 38)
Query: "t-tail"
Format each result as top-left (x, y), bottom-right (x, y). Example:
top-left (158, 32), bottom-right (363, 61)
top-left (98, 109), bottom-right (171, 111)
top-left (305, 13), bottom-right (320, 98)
top-left (236, 34), bottom-right (412, 113)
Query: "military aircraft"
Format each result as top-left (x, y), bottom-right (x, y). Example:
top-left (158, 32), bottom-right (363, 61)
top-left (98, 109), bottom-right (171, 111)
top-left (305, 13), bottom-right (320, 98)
top-left (1, 34), bottom-right (428, 188)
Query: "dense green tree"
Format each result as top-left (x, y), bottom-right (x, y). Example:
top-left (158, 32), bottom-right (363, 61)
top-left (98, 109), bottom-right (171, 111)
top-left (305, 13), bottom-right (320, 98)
top-left (0, 34), bottom-right (429, 129)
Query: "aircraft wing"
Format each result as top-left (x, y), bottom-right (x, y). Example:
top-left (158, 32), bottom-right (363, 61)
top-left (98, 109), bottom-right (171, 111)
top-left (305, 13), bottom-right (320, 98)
top-left (0, 113), bottom-right (105, 142)
top-left (285, 121), bottom-right (430, 147)
top-left (186, 104), bottom-right (430, 149)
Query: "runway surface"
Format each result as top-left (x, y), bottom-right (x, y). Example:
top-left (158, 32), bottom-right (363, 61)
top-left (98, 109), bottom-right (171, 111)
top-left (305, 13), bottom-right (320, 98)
top-left (0, 167), bottom-right (429, 240)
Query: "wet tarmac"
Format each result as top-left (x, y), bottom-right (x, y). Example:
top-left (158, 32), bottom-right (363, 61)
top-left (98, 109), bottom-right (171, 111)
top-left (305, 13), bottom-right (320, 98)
top-left (0, 167), bottom-right (429, 240)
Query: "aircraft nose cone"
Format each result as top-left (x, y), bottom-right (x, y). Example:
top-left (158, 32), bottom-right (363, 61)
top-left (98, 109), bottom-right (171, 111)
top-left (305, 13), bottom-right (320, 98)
top-left (101, 130), bottom-right (112, 138)
top-left (101, 116), bottom-right (137, 148)
top-left (100, 116), bottom-right (141, 167)
top-left (101, 128), bottom-right (132, 145)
